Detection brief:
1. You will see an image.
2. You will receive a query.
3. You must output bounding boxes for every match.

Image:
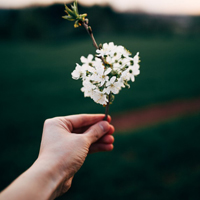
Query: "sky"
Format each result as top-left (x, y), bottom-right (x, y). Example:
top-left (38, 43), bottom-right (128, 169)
top-left (0, 0), bottom-right (200, 16)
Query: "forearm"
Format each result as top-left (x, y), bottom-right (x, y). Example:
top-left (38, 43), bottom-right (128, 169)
top-left (0, 158), bottom-right (65, 200)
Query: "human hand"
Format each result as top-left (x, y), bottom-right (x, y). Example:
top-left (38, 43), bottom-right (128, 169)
top-left (37, 114), bottom-right (114, 198)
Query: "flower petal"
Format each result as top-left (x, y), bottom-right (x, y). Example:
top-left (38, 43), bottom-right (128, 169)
top-left (105, 68), bottom-right (112, 75)
top-left (80, 56), bottom-right (87, 63)
top-left (110, 76), bottom-right (116, 84)
top-left (88, 54), bottom-right (94, 61)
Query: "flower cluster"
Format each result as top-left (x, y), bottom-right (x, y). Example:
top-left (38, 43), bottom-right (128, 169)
top-left (71, 42), bottom-right (140, 105)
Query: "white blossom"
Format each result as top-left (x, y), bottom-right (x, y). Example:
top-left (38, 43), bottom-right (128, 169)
top-left (71, 42), bottom-right (140, 105)
top-left (81, 79), bottom-right (96, 97)
top-left (90, 63), bottom-right (112, 86)
top-left (96, 42), bottom-right (117, 57)
top-left (105, 76), bottom-right (123, 94)
top-left (91, 90), bottom-right (108, 105)
top-left (71, 63), bottom-right (86, 80)
top-left (125, 67), bottom-right (136, 82)
top-left (80, 54), bottom-right (94, 66)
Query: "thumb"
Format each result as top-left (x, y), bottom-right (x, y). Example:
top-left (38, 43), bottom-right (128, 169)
top-left (84, 121), bottom-right (110, 144)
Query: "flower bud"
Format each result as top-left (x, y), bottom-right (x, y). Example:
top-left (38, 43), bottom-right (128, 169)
top-left (99, 43), bottom-right (102, 49)
top-left (63, 2), bottom-right (88, 28)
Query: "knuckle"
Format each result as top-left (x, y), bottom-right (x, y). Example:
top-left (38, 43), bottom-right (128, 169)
top-left (65, 180), bottom-right (72, 190)
top-left (44, 118), bottom-right (52, 127)
top-left (62, 181), bottom-right (72, 194)
top-left (93, 126), bottom-right (100, 140)
top-left (44, 117), bottom-right (58, 128)
top-left (64, 120), bottom-right (73, 132)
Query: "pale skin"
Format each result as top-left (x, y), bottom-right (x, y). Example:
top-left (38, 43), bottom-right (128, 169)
top-left (0, 114), bottom-right (115, 200)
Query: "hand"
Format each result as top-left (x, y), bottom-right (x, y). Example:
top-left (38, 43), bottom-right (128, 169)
top-left (38, 114), bottom-right (115, 198)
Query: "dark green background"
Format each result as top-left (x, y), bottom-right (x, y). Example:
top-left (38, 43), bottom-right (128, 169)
top-left (0, 3), bottom-right (200, 200)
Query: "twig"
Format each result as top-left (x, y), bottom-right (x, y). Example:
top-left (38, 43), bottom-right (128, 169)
top-left (103, 94), bottom-right (110, 121)
top-left (81, 21), bottom-right (106, 65)
top-left (81, 21), bottom-right (110, 120)
top-left (82, 22), bottom-right (98, 49)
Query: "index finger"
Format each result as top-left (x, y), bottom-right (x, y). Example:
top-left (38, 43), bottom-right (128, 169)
top-left (62, 114), bottom-right (111, 132)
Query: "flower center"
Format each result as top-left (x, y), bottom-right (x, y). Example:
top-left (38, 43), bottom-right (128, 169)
top-left (130, 60), bottom-right (134, 66)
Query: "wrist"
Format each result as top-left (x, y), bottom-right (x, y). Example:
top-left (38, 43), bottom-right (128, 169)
top-left (0, 156), bottom-right (68, 200)
top-left (32, 156), bottom-right (69, 199)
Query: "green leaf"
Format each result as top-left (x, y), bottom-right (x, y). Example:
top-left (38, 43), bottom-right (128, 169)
top-left (64, 5), bottom-right (77, 18)
top-left (72, 1), bottom-right (79, 15)
top-left (80, 13), bottom-right (87, 18)
top-left (74, 1), bottom-right (79, 14)
top-left (62, 15), bottom-right (75, 21)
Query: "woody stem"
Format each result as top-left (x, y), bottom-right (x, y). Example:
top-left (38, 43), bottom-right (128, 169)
top-left (82, 21), bottom-right (98, 49)
top-left (81, 21), bottom-right (110, 120)
top-left (103, 94), bottom-right (110, 121)
top-left (82, 21), bottom-right (106, 65)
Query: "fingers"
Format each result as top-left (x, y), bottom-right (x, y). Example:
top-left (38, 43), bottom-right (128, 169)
top-left (63, 114), bottom-right (111, 132)
top-left (89, 143), bottom-right (114, 154)
top-left (84, 121), bottom-right (111, 144)
top-left (97, 134), bottom-right (114, 144)
top-left (89, 134), bottom-right (114, 153)
top-left (73, 123), bottom-right (115, 134)
top-left (107, 125), bottom-right (115, 135)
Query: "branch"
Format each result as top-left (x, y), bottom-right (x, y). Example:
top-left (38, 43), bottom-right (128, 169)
top-left (81, 21), bottom-right (106, 65)
top-left (81, 21), bottom-right (110, 120)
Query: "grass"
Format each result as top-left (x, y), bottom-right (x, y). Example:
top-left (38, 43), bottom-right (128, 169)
top-left (0, 34), bottom-right (200, 198)
top-left (62, 112), bottom-right (200, 200)
top-left (0, 35), bottom-right (200, 117)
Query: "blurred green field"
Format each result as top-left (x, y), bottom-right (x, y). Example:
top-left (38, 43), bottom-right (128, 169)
top-left (65, 113), bottom-right (200, 200)
top-left (1, 35), bottom-right (200, 116)
top-left (0, 34), bottom-right (200, 199)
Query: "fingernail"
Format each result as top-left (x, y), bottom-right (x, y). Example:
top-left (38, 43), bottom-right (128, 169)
top-left (99, 121), bottom-right (108, 132)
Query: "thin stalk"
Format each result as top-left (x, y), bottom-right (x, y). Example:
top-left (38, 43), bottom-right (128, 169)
top-left (82, 22), bottom-right (98, 49)
top-left (81, 21), bottom-right (110, 120)
top-left (103, 94), bottom-right (110, 121)
top-left (82, 21), bottom-right (106, 65)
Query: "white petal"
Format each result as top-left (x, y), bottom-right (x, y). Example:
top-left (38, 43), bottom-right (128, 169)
top-left (117, 45), bottom-right (123, 50)
top-left (103, 88), bottom-right (108, 94)
top-left (97, 64), bottom-right (104, 75)
top-left (88, 54), bottom-right (94, 61)
top-left (95, 57), bottom-right (102, 62)
top-left (100, 78), bottom-right (107, 86)
top-left (131, 76), bottom-right (135, 82)
top-left (112, 88), bottom-right (120, 94)
top-left (80, 56), bottom-right (87, 63)
top-left (103, 43), bottom-right (108, 49)
top-left (87, 66), bottom-right (95, 73)
top-left (106, 56), bottom-right (112, 63)
top-left (110, 76), bottom-right (116, 84)
top-left (104, 68), bottom-right (112, 75)
top-left (133, 52), bottom-right (140, 63)
top-left (134, 69), bottom-right (140, 76)
top-left (71, 70), bottom-right (80, 79)
top-left (96, 49), bottom-right (101, 54)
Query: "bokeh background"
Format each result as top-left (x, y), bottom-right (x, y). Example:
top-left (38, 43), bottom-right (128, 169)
top-left (0, 0), bottom-right (200, 199)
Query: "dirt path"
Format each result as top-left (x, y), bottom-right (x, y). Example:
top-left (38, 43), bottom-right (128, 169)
top-left (112, 97), bottom-right (200, 132)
